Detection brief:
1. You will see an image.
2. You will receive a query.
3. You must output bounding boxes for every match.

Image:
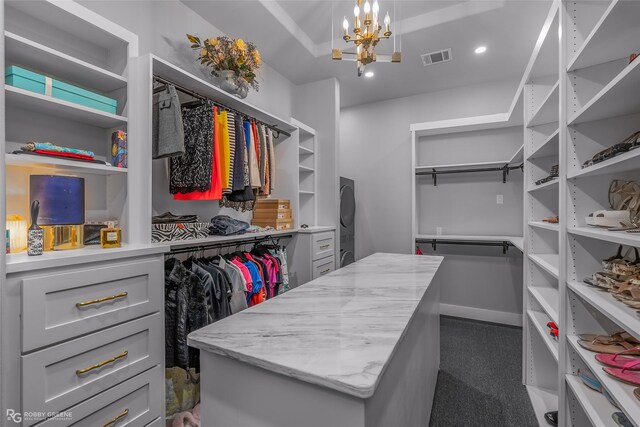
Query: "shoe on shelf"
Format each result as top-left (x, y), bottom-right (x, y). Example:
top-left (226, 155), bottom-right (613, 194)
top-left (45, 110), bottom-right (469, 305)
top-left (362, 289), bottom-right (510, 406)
top-left (604, 362), bottom-right (640, 386)
top-left (542, 216), bottom-right (559, 223)
top-left (578, 337), bottom-right (640, 355)
top-left (544, 411), bottom-right (558, 426)
top-left (578, 332), bottom-right (640, 346)
top-left (577, 369), bottom-right (619, 409)
top-left (613, 411), bottom-right (634, 427)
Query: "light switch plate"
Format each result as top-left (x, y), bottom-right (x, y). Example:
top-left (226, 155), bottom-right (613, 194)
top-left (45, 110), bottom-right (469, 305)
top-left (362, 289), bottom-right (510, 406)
top-left (436, 227), bottom-right (443, 235)
top-left (496, 195), bottom-right (504, 204)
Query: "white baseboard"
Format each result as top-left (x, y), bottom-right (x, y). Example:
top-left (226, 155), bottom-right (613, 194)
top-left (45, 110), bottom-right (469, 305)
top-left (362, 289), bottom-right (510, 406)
top-left (440, 303), bottom-right (523, 327)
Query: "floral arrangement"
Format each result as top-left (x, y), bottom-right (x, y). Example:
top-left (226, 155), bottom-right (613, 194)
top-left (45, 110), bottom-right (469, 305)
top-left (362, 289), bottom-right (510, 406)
top-left (187, 34), bottom-right (261, 91)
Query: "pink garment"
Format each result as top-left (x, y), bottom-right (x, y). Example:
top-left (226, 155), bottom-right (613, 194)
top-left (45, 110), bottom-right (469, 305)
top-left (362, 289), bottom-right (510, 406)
top-left (171, 403), bottom-right (201, 427)
top-left (231, 258), bottom-right (252, 292)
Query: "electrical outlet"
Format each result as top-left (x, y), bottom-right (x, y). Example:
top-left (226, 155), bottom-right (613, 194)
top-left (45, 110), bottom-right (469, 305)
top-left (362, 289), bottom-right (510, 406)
top-left (436, 227), bottom-right (442, 235)
top-left (496, 194), bottom-right (504, 204)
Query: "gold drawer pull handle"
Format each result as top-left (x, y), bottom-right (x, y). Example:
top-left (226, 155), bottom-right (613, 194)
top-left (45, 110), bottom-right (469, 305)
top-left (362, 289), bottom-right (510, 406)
top-left (101, 408), bottom-right (129, 427)
top-left (319, 244), bottom-right (330, 250)
top-left (320, 268), bottom-right (331, 275)
top-left (76, 351), bottom-right (128, 375)
top-left (76, 292), bottom-right (128, 308)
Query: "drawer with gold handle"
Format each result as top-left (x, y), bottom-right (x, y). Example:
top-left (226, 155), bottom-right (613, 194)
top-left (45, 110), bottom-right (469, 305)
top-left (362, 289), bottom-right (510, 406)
top-left (312, 256), bottom-right (335, 280)
top-left (22, 314), bottom-right (162, 426)
top-left (21, 257), bottom-right (163, 352)
top-left (76, 351), bottom-right (129, 376)
top-left (76, 292), bottom-right (128, 308)
top-left (35, 365), bottom-right (162, 427)
top-left (101, 408), bottom-right (129, 427)
top-left (312, 231), bottom-right (335, 261)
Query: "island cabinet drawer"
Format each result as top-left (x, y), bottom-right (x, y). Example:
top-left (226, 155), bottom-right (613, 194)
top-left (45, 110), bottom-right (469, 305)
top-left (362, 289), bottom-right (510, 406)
top-left (312, 232), bottom-right (334, 261)
top-left (22, 313), bottom-right (162, 426)
top-left (21, 257), bottom-right (163, 352)
top-left (144, 418), bottom-right (163, 427)
top-left (312, 256), bottom-right (335, 280)
top-left (35, 365), bottom-right (162, 427)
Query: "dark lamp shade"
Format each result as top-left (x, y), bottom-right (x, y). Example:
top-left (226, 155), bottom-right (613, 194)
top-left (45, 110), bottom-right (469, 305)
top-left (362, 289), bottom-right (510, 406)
top-left (29, 175), bottom-right (85, 225)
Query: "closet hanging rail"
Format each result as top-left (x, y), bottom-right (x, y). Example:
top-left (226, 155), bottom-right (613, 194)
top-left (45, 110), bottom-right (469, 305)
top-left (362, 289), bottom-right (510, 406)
top-left (152, 74), bottom-right (292, 138)
top-left (416, 163), bottom-right (524, 186)
top-left (416, 238), bottom-right (514, 254)
top-left (165, 233), bottom-right (294, 256)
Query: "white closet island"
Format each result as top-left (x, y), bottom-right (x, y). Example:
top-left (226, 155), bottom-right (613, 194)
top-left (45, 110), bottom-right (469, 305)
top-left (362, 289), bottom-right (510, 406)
top-left (188, 253), bottom-right (443, 427)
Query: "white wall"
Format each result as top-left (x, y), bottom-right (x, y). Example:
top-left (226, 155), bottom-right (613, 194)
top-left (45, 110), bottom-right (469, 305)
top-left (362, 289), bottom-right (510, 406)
top-left (340, 79), bottom-right (524, 324)
top-left (80, 0), bottom-right (294, 120)
top-left (340, 78), bottom-right (519, 258)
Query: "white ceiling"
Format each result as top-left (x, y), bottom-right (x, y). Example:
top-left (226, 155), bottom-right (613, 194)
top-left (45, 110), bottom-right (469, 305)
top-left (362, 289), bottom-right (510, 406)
top-left (182, 0), bottom-right (552, 108)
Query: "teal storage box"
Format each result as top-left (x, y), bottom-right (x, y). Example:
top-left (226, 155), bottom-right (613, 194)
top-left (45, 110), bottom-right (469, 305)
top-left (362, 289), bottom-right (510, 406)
top-left (5, 66), bottom-right (117, 114)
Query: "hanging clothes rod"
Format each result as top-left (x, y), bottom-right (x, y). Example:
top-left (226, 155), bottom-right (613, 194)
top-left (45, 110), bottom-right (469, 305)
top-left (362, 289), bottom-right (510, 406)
top-left (416, 238), bottom-right (514, 254)
top-left (152, 74), bottom-right (292, 138)
top-left (416, 163), bottom-right (524, 186)
top-left (165, 233), bottom-right (294, 256)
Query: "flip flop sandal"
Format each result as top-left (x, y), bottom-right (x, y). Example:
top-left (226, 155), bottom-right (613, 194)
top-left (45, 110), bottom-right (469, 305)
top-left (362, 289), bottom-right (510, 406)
top-left (594, 210), bottom-right (631, 228)
top-left (596, 351), bottom-right (640, 370)
top-left (577, 369), bottom-right (620, 409)
top-left (578, 339), bottom-right (640, 354)
top-left (579, 332), bottom-right (640, 346)
top-left (604, 361), bottom-right (640, 385)
top-left (613, 412), bottom-right (634, 427)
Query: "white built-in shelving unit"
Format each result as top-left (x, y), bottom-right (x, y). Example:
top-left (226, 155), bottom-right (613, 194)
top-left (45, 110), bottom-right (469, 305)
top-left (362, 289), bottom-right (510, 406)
top-left (2, 0), bottom-right (139, 264)
top-left (561, 1), bottom-right (640, 426)
top-left (521, 1), bottom-right (640, 425)
top-left (522, 5), bottom-right (561, 423)
top-left (292, 117), bottom-right (317, 227)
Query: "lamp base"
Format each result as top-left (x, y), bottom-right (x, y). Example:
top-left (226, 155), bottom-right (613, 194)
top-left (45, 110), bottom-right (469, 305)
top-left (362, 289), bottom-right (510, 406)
top-left (43, 225), bottom-right (85, 251)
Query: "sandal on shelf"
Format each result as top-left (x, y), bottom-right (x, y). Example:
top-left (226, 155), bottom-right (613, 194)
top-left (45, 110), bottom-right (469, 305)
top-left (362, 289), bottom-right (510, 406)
top-left (613, 412), bottom-right (634, 427)
top-left (604, 361), bottom-right (640, 386)
top-left (544, 411), bottom-right (558, 426)
top-left (603, 247), bottom-right (640, 276)
top-left (582, 132), bottom-right (640, 169)
top-left (596, 348), bottom-right (640, 370)
top-left (578, 338), bottom-right (640, 354)
top-left (577, 369), bottom-right (619, 409)
top-left (542, 216), bottom-right (559, 223)
top-left (579, 332), bottom-right (640, 346)
top-left (584, 272), bottom-right (628, 291)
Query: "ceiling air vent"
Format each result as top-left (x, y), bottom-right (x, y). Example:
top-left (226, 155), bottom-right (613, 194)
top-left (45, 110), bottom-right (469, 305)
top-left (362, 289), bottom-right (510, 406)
top-left (421, 48), bottom-right (452, 66)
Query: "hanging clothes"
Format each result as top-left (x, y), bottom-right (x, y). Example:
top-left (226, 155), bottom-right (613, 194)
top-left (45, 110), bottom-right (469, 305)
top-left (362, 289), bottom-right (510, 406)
top-left (267, 128), bottom-right (276, 193)
top-left (217, 110), bottom-right (232, 195)
top-left (224, 111), bottom-right (236, 194)
top-left (170, 102), bottom-right (213, 194)
top-left (257, 123), bottom-right (267, 195)
top-left (247, 121), bottom-right (261, 189)
top-left (153, 84), bottom-right (185, 159)
top-left (173, 106), bottom-right (223, 201)
top-left (219, 116), bottom-right (256, 211)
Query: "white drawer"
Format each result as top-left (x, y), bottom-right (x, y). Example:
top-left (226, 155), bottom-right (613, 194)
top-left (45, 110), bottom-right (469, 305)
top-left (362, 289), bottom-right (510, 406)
top-left (312, 232), bottom-right (334, 261)
top-left (35, 365), bottom-right (162, 427)
top-left (144, 418), bottom-right (163, 427)
top-left (22, 313), bottom-right (163, 425)
top-left (312, 256), bottom-right (335, 280)
top-left (21, 257), bottom-right (163, 352)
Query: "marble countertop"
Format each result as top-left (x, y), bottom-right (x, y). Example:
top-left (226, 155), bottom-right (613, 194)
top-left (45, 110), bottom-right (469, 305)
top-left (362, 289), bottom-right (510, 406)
top-left (188, 253), bottom-right (443, 398)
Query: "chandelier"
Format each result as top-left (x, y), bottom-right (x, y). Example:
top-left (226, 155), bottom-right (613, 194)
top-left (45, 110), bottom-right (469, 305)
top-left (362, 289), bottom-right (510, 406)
top-left (332, 0), bottom-right (401, 76)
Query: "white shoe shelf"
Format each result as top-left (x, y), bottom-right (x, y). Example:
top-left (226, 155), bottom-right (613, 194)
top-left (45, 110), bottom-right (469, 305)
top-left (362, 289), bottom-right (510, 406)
top-left (522, 1), bottom-right (640, 425)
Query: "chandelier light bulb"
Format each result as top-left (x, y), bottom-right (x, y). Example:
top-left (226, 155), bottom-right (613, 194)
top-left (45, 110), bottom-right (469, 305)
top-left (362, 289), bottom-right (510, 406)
top-left (384, 11), bottom-right (390, 26)
top-left (343, 16), bottom-right (349, 31)
top-left (354, 4), bottom-right (359, 17)
top-left (373, 0), bottom-right (379, 15)
top-left (364, 1), bottom-right (371, 14)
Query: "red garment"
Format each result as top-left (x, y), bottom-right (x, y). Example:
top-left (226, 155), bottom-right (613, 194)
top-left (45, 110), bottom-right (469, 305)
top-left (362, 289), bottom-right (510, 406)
top-left (173, 106), bottom-right (223, 200)
top-left (33, 150), bottom-right (94, 161)
top-left (251, 121), bottom-right (260, 163)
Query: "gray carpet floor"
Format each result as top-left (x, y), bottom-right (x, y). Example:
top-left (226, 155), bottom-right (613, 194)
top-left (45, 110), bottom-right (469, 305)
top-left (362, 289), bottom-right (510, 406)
top-left (429, 317), bottom-right (538, 427)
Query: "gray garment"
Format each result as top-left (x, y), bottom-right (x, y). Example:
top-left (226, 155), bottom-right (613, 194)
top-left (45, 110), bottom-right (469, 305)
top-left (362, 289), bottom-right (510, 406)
top-left (152, 84), bottom-right (185, 159)
top-left (190, 262), bottom-right (215, 324)
top-left (217, 257), bottom-right (249, 314)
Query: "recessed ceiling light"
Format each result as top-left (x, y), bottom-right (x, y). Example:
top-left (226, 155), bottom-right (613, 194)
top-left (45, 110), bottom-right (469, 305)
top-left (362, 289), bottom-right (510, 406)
top-left (475, 46), bottom-right (487, 54)
top-left (364, 71), bottom-right (374, 78)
